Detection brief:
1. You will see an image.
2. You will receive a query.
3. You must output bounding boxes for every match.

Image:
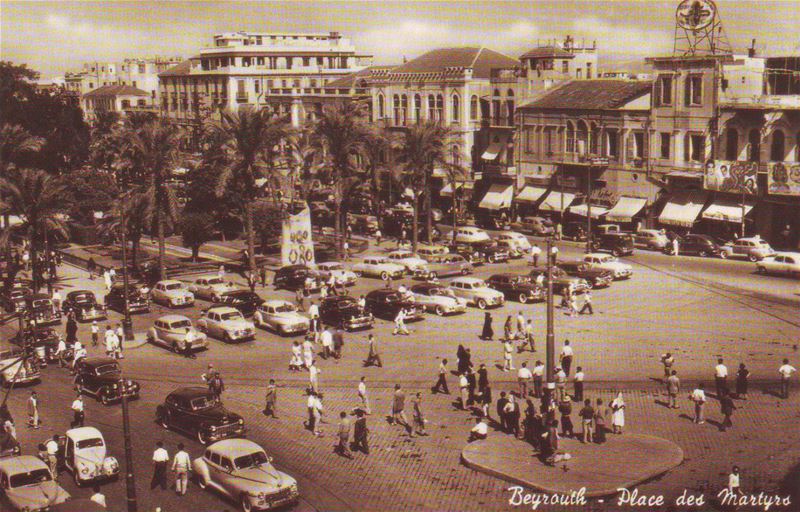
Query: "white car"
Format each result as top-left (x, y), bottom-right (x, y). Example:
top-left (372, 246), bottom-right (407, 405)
top-left (582, 253), bottom-right (633, 279)
top-left (352, 257), bottom-right (405, 281)
top-left (147, 314), bottom-right (209, 353)
top-left (410, 283), bottom-right (467, 316)
top-left (449, 277), bottom-right (505, 309)
top-left (756, 252), bottom-right (800, 278)
top-left (151, 280), bottom-right (195, 308)
top-left (254, 300), bottom-right (310, 336)
top-left (386, 250), bottom-right (429, 273)
top-left (0, 456), bottom-right (70, 510)
top-left (416, 244), bottom-right (450, 259)
top-left (494, 232), bottom-right (532, 252)
top-left (720, 237), bottom-right (777, 262)
top-left (634, 229), bottom-right (669, 251)
top-left (314, 262), bottom-right (358, 286)
top-left (453, 227), bottom-right (491, 244)
top-left (189, 276), bottom-right (239, 302)
top-left (197, 306), bottom-right (256, 343)
top-left (58, 427), bottom-right (120, 486)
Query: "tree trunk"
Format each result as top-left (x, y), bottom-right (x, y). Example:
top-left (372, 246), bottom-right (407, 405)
top-left (412, 192), bottom-right (419, 253)
top-left (334, 184), bottom-right (343, 260)
top-left (192, 246), bottom-right (199, 262)
top-left (245, 201), bottom-right (256, 279)
top-left (29, 226), bottom-right (40, 293)
top-left (425, 172), bottom-right (433, 244)
top-left (131, 237), bottom-right (140, 269)
top-left (452, 185), bottom-right (458, 245)
top-left (156, 206), bottom-right (166, 281)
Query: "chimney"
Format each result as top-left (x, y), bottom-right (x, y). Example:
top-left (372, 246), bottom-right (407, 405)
top-left (748, 39), bottom-right (757, 58)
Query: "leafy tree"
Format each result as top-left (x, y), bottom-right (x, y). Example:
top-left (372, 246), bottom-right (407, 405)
top-left (96, 191), bottom-right (151, 270)
top-left (61, 168), bottom-right (119, 225)
top-left (179, 211), bottom-right (214, 261)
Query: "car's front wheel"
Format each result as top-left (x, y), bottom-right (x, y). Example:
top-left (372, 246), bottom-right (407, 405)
top-left (434, 305), bottom-right (445, 316)
top-left (719, 251), bottom-right (728, 259)
top-left (197, 430), bottom-right (210, 445)
top-left (476, 298), bottom-right (487, 310)
top-left (241, 494), bottom-right (253, 512)
top-left (380, 271), bottom-right (390, 281)
top-left (518, 293), bottom-right (528, 304)
top-left (195, 473), bottom-right (207, 489)
top-left (748, 254), bottom-right (759, 262)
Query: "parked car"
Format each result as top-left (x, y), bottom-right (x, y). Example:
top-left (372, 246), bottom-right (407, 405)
top-left (590, 233), bottom-right (635, 257)
top-left (156, 387), bottom-right (246, 445)
top-left (364, 289), bottom-right (425, 322)
top-left (468, 240), bottom-right (510, 263)
top-left (318, 296), bottom-right (374, 331)
top-left (385, 250), bottom-right (428, 273)
top-left (1, 287), bottom-right (30, 313)
top-left (634, 229), bottom-right (669, 251)
top-left (352, 257), bottom-right (405, 281)
top-left (486, 273), bottom-right (545, 304)
top-left (528, 267), bottom-right (591, 296)
top-left (217, 290), bottom-right (264, 317)
top-left (493, 239), bottom-right (524, 258)
top-left (25, 294), bottom-right (61, 327)
top-left (557, 260), bottom-right (614, 289)
top-left (314, 262), bottom-right (358, 286)
top-left (413, 253), bottom-right (473, 279)
top-left (416, 244), bottom-right (450, 259)
top-left (74, 357), bottom-right (140, 405)
top-left (253, 301), bottom-right (310, 336)
top-left (475, 214), bottom-right (508, 230)
top-left (410, 283), bottom-right (467, 316)
top-left (561, 221), bottom-right (588, 241)
top-left (449, 277), bottom-right (506, 309)
top-left (104, 282), bottom-right (150, 314)
top-left (0, 349), bottom-right (40, 388)
top-left (663, 234), bottom-right (724, 258)
top-left (0, 456), bottom-right (70, 510)
top-left (511, 216), bottom-right (554, 236)
top-left (147, 315), bottom-right (209, 353)
top-left (494, 231), bottom-right (532, 253)
top-left (46, 427), bottom-right (120, 486)
top-left (719, 237), bottom-right (776, 262)
top-left (10, 326), bottom-right (67, 365)
top-left (447, 243), bottom-right (486, 265)
top-left (453, 227), bottom-right (491, 244)
top-left (273, 265), bottom-right (321, 292)
top-left (151, 280), bottom-right (195, 308)
top-left (189, 276), bottom-right (239, 302)
top-left (594, 223), bottom-right (621, 235)
top-left (755, 252), bottom-right (800, 278)
top-left (192, 439), bottom-right (299, 511)
top-left (61, 290), bottom-right (106, 322)
top-left (582, 253), bottom-right (633, 279)
top-left (197, 306), bottom-right (256, 343)
top-left (346, 213), bottom-right (379, 235)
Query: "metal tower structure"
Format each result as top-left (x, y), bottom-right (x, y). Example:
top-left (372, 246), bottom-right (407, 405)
top-left (673, 0), bottom-right (732, 56)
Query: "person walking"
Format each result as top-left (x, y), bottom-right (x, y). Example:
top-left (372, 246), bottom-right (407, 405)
top-left (456, 345), bottom-right (469, 375)
top-left (519, 319), bottom-right (536, 353)
top-left (374, 228), bottom-right (382, 247)
top-left (172, 443), bottom-right (191, 496)
top-left (45, 436), bottom-right (59, 477)
top-left (503, 315), bottom-right (514, 341)
top-left (309, 363), bottom-right (320, 395)
top-left (478, 384), bottom-right (492, 419)
top-left (555, 367), bottom-right (567, 402)
top-left (532, 360), bottom-right (545, 398)
top-left (302, 337), bottom-right (314, 370)
top-left (54, 335), bottom-right (68, 368)
top-left (289, 341), bottom-right (302, 371)
top-left (87, 257), bottom-right (97, 280)
top-left (321, 328), bottom-right (333, 359)
top-left (518, 362), bottom-right (532, 398)
top-left (559, 340), bottom-right (574, 377)
top-left (393, 308), bottom-right (409, 336)
top-left (667, 370), bottom-right (681, 409)
top-left (719, 390), bottom-right (736, 431)
top-left (365, 334), bottom-right (383, 367)
top-left (150, 441), bottom-right (169, 490)
top-left (480, 312), bottom-right (493, 341)
top-left (661, 352), bottom-right (675, 379)
top-left (714, 358), bottom-right (729, 398)
top-left (458, 373), bottom-right (469, 410)
top-left (690, 383), bottom-right (707, 424)
top-left (259, 265), bottom-right (268, 288)
top-left (263, 379), bottom-right (278, 418)
top-left (71, 394), bottom-right (84, 428)
top-left (390, 385), bottom-right (411, 433)
top-left (496, 392), bottom-right (509, 432)
top-left (735, 363), bottom-right (750, 400)
top-left (411, 392), bottom-right (428, 436)
top-left (594, 398), bottom-right (607, 444)
top-left (579, 291), bottom-right (594, 315)
top-left (208, 372), bottom-right (225, 400)
top-left (90, 321), bottom-right (99, 347)
top-left (558, 399), bottom-right (574, 438)
top-left (66, 315), bottom-right (78, 345)
top-left (779, 358), bottom-right (797, 399)
top-left (353, 409), bottom-right (369, 454)
top-left (432, 359), bottom-right (450, 394)
top-left (27, 391), bottom-right (40, 429)
top-left (332, 328), bottom-right (344, 359)
top-left (671, 236), bottom-right (679, 257)
top-left (103, 270), bottom-right (112, 291)
top-left (573, 367), bottom-right (585, 402)
top-left (502, 339), bottom-right (514, 372)
top-left (530, 243), bottom-right (541, 267)
top-left (504, 393), bottom-right (521, 438)
top-left (727, 466), bottom-right (742, 497)
top-left (336, 412), bottom-right (353, 458)
top-left (358, 377), bottom-right (371, 415)
top-left (610, 393), bottom-right (626, 434)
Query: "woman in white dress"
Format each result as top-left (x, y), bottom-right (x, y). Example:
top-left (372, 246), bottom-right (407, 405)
top-left (610, 392), bottom-right (626, 434)
top-left (302, 336), bottom-right (314, 369)
top-left (290, 341), bottom-right (303, 372)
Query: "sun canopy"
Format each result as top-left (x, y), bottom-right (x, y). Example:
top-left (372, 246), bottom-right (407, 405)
top-left (658, 191), bottom-right (708, 227)
top-left (605, 196), bottom-right (647, 223)
top-left (481, 133), bottom-right (510, 161)
top-left (701, 198), bottom-right (754, 223)
top-left (538, 191), bottom-right (576, 212)
top-left (514, 186), bottom-right (548, 204)
top-left (569, 203), bottom-right (608, 219)
top-left (478, 183), bottom-right (513, 210)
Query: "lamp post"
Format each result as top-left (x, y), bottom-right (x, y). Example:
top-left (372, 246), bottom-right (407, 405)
top-left (544, 237), bottom-right (555, 405)
top-left (586, 170), bottom-right (593, 254)
top-left (120, 372), bottom-right (137, 512)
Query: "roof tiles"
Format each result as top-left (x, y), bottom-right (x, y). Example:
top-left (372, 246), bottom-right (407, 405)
top-left (521, 79), bottom-right (653, 111)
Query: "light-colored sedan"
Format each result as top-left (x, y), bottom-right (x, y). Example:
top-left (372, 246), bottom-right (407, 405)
top-left (147, 314), bottom-right (209, 353)
top-left (386, 250), bottom-right (429, 273)
top-left (756, 252), bottom-right (800, 278)
top-left (352, 257), bottom-right (405, 281)
top-left (453, 227), bottom-right (491, 244)
top-left (314, 262), bottom-right (358, 286)
top-left (494, 231), bottom-right (532, 252)
top-left (189, 276), bottom-right (239, 302)
top-left (413, 254), bottom-right (473, 279)
top-left (719, 237), bottom-right (776, 262)
top-left (582, 253), bottom-right (633, 280)
top-left (0, 456), bottom-right (70, 510)
top-left (410, 283), bottom-right (467, 316)
top-left (634, 229), bottom-right (669, 251)
top-left (253, 301), bottom-right (310, 336)
top-left (449, 277), bottom-right (506, 309)
top-left (193, 439), bottom-right (299, 512)
top-left (197, 306), bottom-right (256, 343)
top-left (151, 280), bottom-right (195, 308)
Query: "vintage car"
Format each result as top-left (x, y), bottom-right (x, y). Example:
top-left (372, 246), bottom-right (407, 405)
top-left (147, 315), bottom-right (209, 353)
top-left (493, 239), bottom-right (524, 258)
top-left (47, 427), bottom-right (119, 486)
top-left (528, 267), bottom-right (591, 296)
top-left (197, 306), bottom-right (256, 343)
top-left (413, 253), bottom-right (473, 279)
top-left (74, 357), bottom-right (140, 405)
top-left (633, 229), bottom-right (669, 251)
top-left (0, 456), bottom-right (69, 510)
top-left (719, 237), bottom-right (776, 262)
top-left (103, 282), bottom-right (151, 314)
top-left (61, 290), bottom-right (106, 322)
top-left (494, 231), bottom-right (532, 253)
top-left (0, 430), bottom-right (21, 459)
top-left (156, 387), bottom-right (246, 445)
top-left (486, 274), bottom-right (545, 304)
top-left (318, 296), bottom-right (374, 331)
top-left (415, 244), bottom-right (450, 259)
top-left (448, 277), bottom-right (506, 309)
top-left (218, 290), bottom-right (264, 317)
top-left (314, 262), bottom-right (358, 286)
top-left (582, 253), bottom-right (633, 279)
top-left (151, 280), bottom-right (195, 308)
top-left (447, 243), bottom-right (487, 265)
top-left (346, 213), bottom-right (379, 236)
top-left (467, 240), bottom-right (510, 263)
top-left (385, 251), bottom-right (429, 273)
top-left (351, 257), bottom-right (405, 281)
top-left (192, 439), bottom-right (299, 511)
top-left (188, 276), bottom-right (239, 302)
top-left (557, 260), bottom-right (614, 289)
top-left (510, 216), bottom-right (554, 236)
top-left (410, 283), bottom-right (467, 316)
top-left (0, 349), bottom-right (40, 388)
top-left (25, 294), bottom-right (61, 327)
top-left (272, 265), bottom-right (321, 292)
top-left (663, 234), bottom-right (724, 258)
top-left (756, 252), bottom-right (800, 278)
top-left (10, 326), bottom-right (67, 365)
top-left (453, 226), bottom-right (491, 244)
top-left (1, 286), bottom-right (31, 313)
top-left (253, 301), bottom-right (310, 336)
top-left (590, 233), bottom-right (635, 257)
top-left (364, 289), bottom-right (425, 322)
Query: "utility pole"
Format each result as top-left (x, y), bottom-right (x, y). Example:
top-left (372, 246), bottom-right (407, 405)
top-left (120, 374), bottom-right (137, 512)
top-left (544, 237), bottom-right (555, 403)
top-left (586, 171), bottom-right (593, 254)
top-left (119, 198), bottom-right (134, 342)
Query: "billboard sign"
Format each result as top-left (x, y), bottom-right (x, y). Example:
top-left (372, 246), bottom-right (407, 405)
top-left (767, 162), bottom-right (800, 196)
top-left (704, 160), bottom-right (757, 194)
top-left (281, 206), bottom-right (315, 267)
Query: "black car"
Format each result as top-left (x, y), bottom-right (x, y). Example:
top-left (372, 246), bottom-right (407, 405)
top-left (475, 214), bottom-right (509, 230)
top-left (318, 295), bottom-right (374, 331)
top-left (273, 265), bottom-right (321, 292)
top-left (10, 326), bottom-right (69, 365)
top-left (663, 234), bottom-right (723, 257)
top-left (25, 294), bottom-right (61, 327)
top-left (217, 290), bottom-right (264, 317)
top-left (486, 274), bottom-right (545, 304)
top-left (562, 221), bottom-right (588, 241)
top-left (447, 243), bottom-right (487, 265)
top-left (364, 289), bottom-right (425, 322)
top-left (1, 286), bottom-right (30, 313)
top-left (557, 260), bottom-right (614, 289)
top-left (74, 357), bottom-right (140, 405)
top-left (62, 290), bottom-right (107, 322)
top-left (156, 387), bottom-right (246, 445)
top-left (468, 240), bottom-right (510, 263)
top-left (528, 267), bottom-right (591, 296)
top-left (590, 233), bottom-right (635, 257)
top-left (104, 282), bottom-right (151, 314)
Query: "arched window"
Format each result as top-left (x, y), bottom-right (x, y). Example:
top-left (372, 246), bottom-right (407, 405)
top-left (428, 95), bottom-right (435, 120)
top-left (452, 94), bottom-right (460, 122)
top-left (414, 94), bottom-right (421, 122)
top-left (771, 130), bottom-right (785, 161)
top-left (470, 95), bottom-right (478, 120)
top-left (725, 128), bottom-right (739, 161)
top-left (492, 89), bottom-right (501, 125)
top-left (435, 94), bottom-right (444, 123)
top-left (566, 121), bottom-right (575, 153)
top-left (377, 94), bottom-right (385, 119)
top-left (393, 94), bottom-right (401, 125)
top-left (590, 123), bottom-right (600, 155)
top-left (401, 94), bottom-right (408, 125)
top-left (451, 144), bottom-right (461, 166)
top-left (748, 129), bottom-right (761, 162)
top-left (576, 120), bottom-right (589, 155)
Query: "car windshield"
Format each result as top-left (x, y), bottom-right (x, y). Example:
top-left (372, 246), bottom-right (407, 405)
top-left (165, 283), bottom-right (184, 291)
top-left (432, 288), bottom-right (455, 298)
top-left (32, 300), bottom-right (51, 308)
top-left (190, 395), bottom-right (218, 410)
top-left (323, 263), bottom-right (342, 271)
top-left (234, 451), bottom-right (269, 470)
top-left (95, 364), bottom-right (120, 376)
top-left (220, 312), bottom-right (243, 321)
top-left (9, 469), bottom-right (52, 487)
top-left (73, 293), bottom-right (93, 302)
top-left (383, 294), bottom-right (400, 302)
top-left (76, 438), bottom-right (104, 450)
top-left (169, 320), bottom-right (192, 330)
top-left (274, 304), bottom-right (296, 313)
top-left (337, 298), bottom-right (357, 308)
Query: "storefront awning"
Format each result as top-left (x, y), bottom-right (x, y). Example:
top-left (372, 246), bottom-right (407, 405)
top-left (605, 196), bottom-right (648, 223)
top-left (569, 203), bottom-right (608, 219)
top-left (478, 183), bottom-right (514, 210)
top-left (538, 191), bottom-right (576, 212)
top-left (701, 199), bottom-right (754, 223)
top-left (481, 134), bottom-right (509, 161)
top-left (515, 186), bottom-right (548, 204)
top-left (658, 190), bottom-right (708, 227)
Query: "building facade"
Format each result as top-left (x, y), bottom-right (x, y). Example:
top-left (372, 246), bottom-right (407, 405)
top-left (82, 84), bottom-right (152, 122)
top-left (65, 57), bottom-right (182, 101)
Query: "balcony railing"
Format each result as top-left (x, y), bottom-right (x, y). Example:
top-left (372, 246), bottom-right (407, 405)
top-left (527, 151), bottom-right (616, 166)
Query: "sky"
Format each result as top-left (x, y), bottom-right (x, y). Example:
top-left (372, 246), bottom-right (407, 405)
top-left (2, 1), bottom-right (799, 79)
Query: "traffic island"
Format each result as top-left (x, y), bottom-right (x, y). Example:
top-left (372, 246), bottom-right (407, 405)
top-left (461, 433), bottom-right (684, 498)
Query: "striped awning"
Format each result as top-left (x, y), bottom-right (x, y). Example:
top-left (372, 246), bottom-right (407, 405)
top-left (569, 203), bottom-right (608, 219)
top-left (515, 186), bottom-right (548, 204)
top-left (658, 191), bottom-right (708, 227)
top-left (539, 191), bottom-right (576, 212)
top-left (605, 196), bottom-right (647, 223)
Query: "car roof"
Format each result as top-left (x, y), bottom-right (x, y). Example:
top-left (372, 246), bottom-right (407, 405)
top-left (81, 356), bottom-right (119, 368)
top-left (0, 455), bottom-right (49, 474)
top-left (206, 438), bottom-right (265, 458)
top-left (66, 426), bottom-right (104, 442)
top-left (411, 283), bottom-right (437, 292)
top-left (157, 279), bottom-right (183, 286)
top-left (557, 259), bottom-right (584, 265)
top-left (30, 293), bottom-right (51, 300)
top-left (158, 314), bottom-right (191, 323)
top-left (168, 386), bottom-right (213, 400)
top-left (196, 275), bottom-right (222, 281)
top-left (489, 273), bottom-right (518, 279)
top-left (67, 290), bottom-right (93, 298)
top-left (452, 277), bottom-right (482, 284)
top-left (206, 306), bottom-right (240, 315)
top-left (738, 237), bottom-right (764, 243)
top-left (367, 289), bottom-right (397, 297)
top-left (263, 300), bottom-right (292, 307)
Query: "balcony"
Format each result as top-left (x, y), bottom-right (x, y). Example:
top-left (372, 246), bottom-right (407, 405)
top-left (489, 67), bottom-right (526, 83)
top-left (531, 151), bottom-right (614, 167)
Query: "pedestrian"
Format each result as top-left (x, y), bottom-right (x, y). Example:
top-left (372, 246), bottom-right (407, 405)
top-left (87, 257), bottom-right (97, 280)
top-left (551, 244), bottom-right (559, 262)
top-left (594, 398), bottom-right (607, 444)
top-left (201, 364), bottom-right (215, 383)
top-left (358, 377), bottom-right (371, 414)
top-left (45, 435), bottom-right (59, 476)
top-left (103, 270), bottom-right (112, 291)
top-left (91, 321), bottom-right (99, 347)
top-left (667, 370), bottom-right (681, 409)
top-left (217, 264), bottom-right (225, 280)
top-left (735, 363), bottom-right (750, 399)
top-left (393, 308), bottom-right (409, 336)
top-left (778, 358), bottom-right (796, 399)
top-left (66, 315), bottom-right (78, 345)
top-left (573, 367), bottom-right (585, 402)
top-left (555, 367), bottom-right (567, 402)
top-left (71, 393), bottom-right (84, 428)
top-left (209, 372), bottom-right (224, 400)
top-left (105, 326), bottom-right (116, 358)
top-left (519, 319), bottom-right (536, 352)
top-left (352, 409), bottom-right (369, 454)
top-left (362, 334), bottom-right (382, 368)
top-left (530, 243), bottom-right (541, 267)
top-left (151, 441), bottom-right (169, 490)
top-left (517, 362), bottom-right (532, 398)
top-left (289, 341), bottom-right (302, 371)
top-left (503, 315), bottom-right (514, 341)
top-left (391, 384), bottom-right (411, 433)
top-left (302, 337), bottom-right (314, 369)
top-left (89, 486), bottom-right (107, 508)
top-left (480, 312), bottom-right (493, 340)
top-left (456, 344), bottom-right (469, 375)
top-left (579, 290), bottom-right (594, 315)
top-left (690, 383), bottom-right (707, 424)
top-left (411, 392), bottom-right (428, 436)
top-left (727, 466), bottom-right (742, 497)
top-left (432, 359), bottom-right (450, 394)
top-left (672, 236), bottom-right (679, 257)
top-left (171, 443), bottom-right (191, 496)
top-left (321, 328), bottom-right (333, 359)
top-left (610, 392), bottom-right (626, 434)
top-left (336, 411), bottom-right (353, 458)
top-left (477, 363), bottom-right (489, 394)
top-left (504, 393), bottom-right (521, 438)
top-left (72, 342), bottom-right (87, 372)
top-left (714, 358), bottom-right (729, 398)
top-left (558, 399), bottom-right (574, 438)
top-left (52, 288), bottom-right (62, 310)
top-left (661, 352), bottom-right (674, 379)
top-left (515, 311), bottom-right (525, 340)
top-left (496, 392), bottom-right (509, 432)
top-left (479, 384), bottom-right (492, 419)
top-left (54, 335), bottom-right (68, 368)
top-left (719, 390), bottom-right (736, 431)
top-left (309, 362), bottom-right (320, 394)
top-left (27, 391), bottom-right (40, 429)
top-left (468, 417), bottom-right (488, 442)
top-left (263, 379), bottom-right (278, 418)
top-left (374, 228), bottom-right (382, 247)
top-left (567, 293), bottom-right (579, 316)
top-left (502, 339), bottom-right (514, 372)
top-left (259, 265), bottom-right (268, 288)
top-left (559, 340), bottom-right (574, 377)
top-left (458, 373), bottom-right (469, 410)
top-left (532, 360), bottom-right (545, 398)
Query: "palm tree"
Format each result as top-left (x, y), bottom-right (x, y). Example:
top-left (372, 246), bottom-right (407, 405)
top-left (96, 191), bottom-right (151, 270)
top-left (394, 121), bottom-right (464, 251)
top-left (0, 124), bottom-right (45, 232)
top-left (308, 101), bottom-right (373, 258)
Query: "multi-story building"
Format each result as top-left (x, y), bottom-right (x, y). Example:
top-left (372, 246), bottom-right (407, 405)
top-left (82, 84), bottom-right (151, 122)
top-left (65, 57), bottom-right (182, 101)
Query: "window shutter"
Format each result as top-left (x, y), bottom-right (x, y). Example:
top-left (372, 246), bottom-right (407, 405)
top-left (625, 132), bottom-right (634, 162)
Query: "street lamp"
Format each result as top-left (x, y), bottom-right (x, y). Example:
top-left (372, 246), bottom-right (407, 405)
top-left (544, 238), bottom-right (556, 406)
top-left (120, 371), bottom-right (137, 512)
